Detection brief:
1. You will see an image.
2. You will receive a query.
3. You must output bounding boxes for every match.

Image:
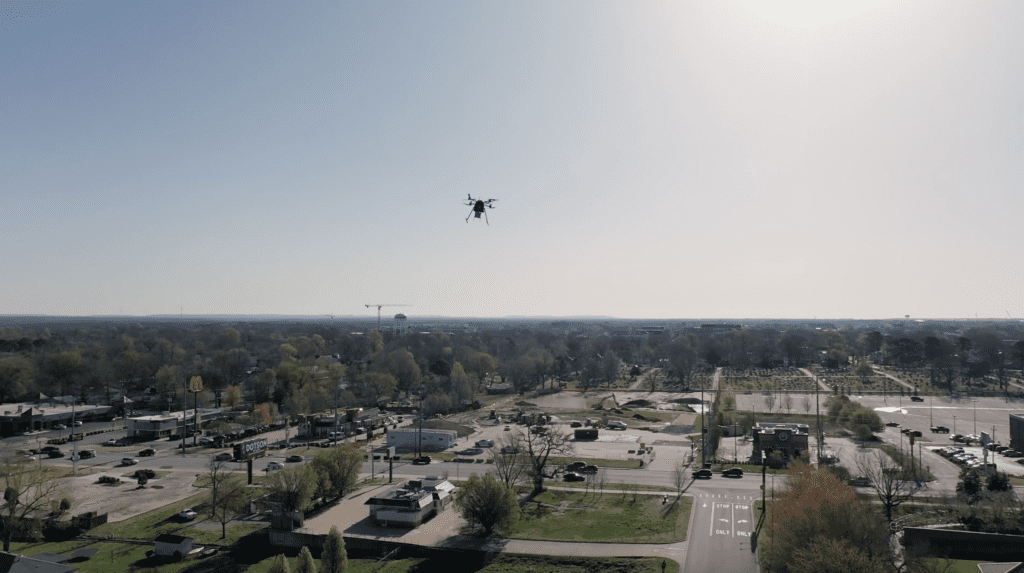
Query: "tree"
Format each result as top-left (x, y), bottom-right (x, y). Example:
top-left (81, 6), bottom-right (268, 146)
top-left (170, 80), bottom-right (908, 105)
top-left (490, 432), bottom-right (527, 489)
top-left (223, 385), bottom-right (244, 409)
top-left (382, 349), bottom-right (421, 393)
top-left (801, 395), bottom-right (811, 415)
top-left (211, 474), bottom-right (247, 539)
top-left (295, 545), bottom-right (317, 573)
top-left (206, 459), bottom-right (235, 519)
top-left (763, 462), bottom-right (894, 573)
top-left (267, 554), bottom-right (291, 573)
top-left (454, 474), bottom-right (520, 536)
top-left (763, 392), bottom-right (776, 414)
top-left (956, 468), bottom-right (984, 506)
top-left (355, 371), bottom-right (396, 406)
top-left (321, 525), bottom-right (347, 573)
top-left (520, 426), bottom-right (574, 494)
top-left (855, 449), bottom-right (925, 523)
top-left (265, 466), bottom-right (315, 513)
top-left (782, 393), bottom-right (793, 414)
top-left (309, 445), bottom-right (362, 504)
top-left (0, 447), bottom-right (74, 551)
top-left (0, 356), bottom-right (35, 404)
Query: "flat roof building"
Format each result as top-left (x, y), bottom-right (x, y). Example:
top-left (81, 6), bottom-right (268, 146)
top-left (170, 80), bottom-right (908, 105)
top-left (364, 478), bottom-right (455, 527)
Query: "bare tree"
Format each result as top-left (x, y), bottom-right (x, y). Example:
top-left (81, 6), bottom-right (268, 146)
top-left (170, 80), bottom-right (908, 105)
top-left (674, 463), bottom-right (688, 495)
top-left (211, 474), bottom-right (248, 539)
top-left (595, 468), bottom-right (607, 500)
top-left (782, 392), bottom-right (793, 414)
top-left (802, 395), bottom-right (811, 415)
top-left (763, 392), bottom-right (776, 414)
top-left (206, 458), bottom-right (234, 520)
top-left (854, 449), bottom-right (924, 523)
top-left (520, 426), bottom-right (574, 495)
top-left (490, 431), bottom-right (528, 490)
top-left (0, 447), bottom-right (74, 551)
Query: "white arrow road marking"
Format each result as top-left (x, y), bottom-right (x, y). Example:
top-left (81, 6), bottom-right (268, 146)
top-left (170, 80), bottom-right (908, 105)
top-left (738, 519), bottom-right (749, 524)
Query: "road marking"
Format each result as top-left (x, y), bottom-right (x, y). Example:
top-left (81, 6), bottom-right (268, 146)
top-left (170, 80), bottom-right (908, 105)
top-left (716, 529), bottom-right (730, 535)
top-left (731, 503), bottom-right (735, 537)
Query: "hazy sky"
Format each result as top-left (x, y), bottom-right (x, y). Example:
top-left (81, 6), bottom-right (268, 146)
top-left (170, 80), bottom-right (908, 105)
top-left (2, 1), bottom-right (1022, 320)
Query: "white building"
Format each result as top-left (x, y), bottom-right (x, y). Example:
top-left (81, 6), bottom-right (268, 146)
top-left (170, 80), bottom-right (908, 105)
top-left (386, 428), bottom-right (458, 451)
top-left (364, 478), bottom-right (455, 527)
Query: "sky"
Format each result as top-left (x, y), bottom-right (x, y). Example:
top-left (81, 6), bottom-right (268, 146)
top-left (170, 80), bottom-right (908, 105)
top-left (2, 0), bottom-right (1023, 320)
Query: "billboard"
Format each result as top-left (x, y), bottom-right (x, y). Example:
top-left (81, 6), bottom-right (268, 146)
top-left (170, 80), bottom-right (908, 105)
top-left (233, 437), bottom-right (268, 461)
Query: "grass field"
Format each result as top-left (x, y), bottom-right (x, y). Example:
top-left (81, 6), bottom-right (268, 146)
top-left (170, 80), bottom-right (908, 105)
top-left (511, 489), bottom-right (691, 543)
top-left (249, 553), bottom-right (681, 573)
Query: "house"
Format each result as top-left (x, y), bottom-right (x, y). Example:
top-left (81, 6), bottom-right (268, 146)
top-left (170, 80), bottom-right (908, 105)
top-left (0, 551), bottom-right (75, 573)
top-left (153, 534), bottom-right (193, 559)
top-left (364, 478), bottom-right (455, 527)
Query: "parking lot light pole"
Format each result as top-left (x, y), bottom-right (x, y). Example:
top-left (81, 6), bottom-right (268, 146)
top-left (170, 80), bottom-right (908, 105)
top-left (953, 415), bottom-right (957, 437)
top-left (973, 399), bottom-right (977, 436)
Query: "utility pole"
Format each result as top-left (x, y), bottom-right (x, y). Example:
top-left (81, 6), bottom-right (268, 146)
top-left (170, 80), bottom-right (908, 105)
top-left (815, 373), bottom-right (821, 463)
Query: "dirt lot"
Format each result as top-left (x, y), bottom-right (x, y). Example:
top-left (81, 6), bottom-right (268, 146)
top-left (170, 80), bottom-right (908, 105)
top-left (67, 468), bottom-right (210, 522)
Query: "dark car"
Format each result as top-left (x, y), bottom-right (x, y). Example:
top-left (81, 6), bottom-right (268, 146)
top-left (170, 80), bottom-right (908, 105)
top-left (138, 448), bottom-right (156, 457)
top-left (910, 430), bottom-right (922, 437)
top-left (722, 467), bottom-right (744, 478)
top-left (931, 426), bottom-right (949, 433)
top-left (910, 396), bottom-right (924, 402)
top-left (570, 421), bottom-right (583, 428)
top-left (692, 469), bottom-right (713, 479)
top-left (412, 456), bottom-right (432, 465)
top-left (566, 461), bottom-right (587, 473)
top-left (579, 464), bottom-right (598, 475)
top-left (563, 472), bottom-right (585, 482)
top-left (47, 450), bottom-right (65, 458)
top-left (885, 422), bottom-right (900, 427)
top-left (285, 455), bottom-right (304, 463)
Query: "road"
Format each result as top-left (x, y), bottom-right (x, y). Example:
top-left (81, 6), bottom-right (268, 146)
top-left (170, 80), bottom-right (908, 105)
top-left (684, 486), bottom-right (760, 573)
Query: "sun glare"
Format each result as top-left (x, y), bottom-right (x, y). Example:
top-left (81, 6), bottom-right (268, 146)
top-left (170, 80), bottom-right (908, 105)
top-left (735, 0), bottom-right (894, 30)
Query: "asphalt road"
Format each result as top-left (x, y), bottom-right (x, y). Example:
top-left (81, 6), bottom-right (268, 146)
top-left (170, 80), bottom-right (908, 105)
top-left (684, 486), bottom-right (761, 573)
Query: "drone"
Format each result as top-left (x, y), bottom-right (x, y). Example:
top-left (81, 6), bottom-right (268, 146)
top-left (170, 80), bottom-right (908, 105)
top-left (465, 194), bottom-right (498, 225)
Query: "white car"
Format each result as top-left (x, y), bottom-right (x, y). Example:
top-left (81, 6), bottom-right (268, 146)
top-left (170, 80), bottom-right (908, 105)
top-left (178, 508), bottom-right (197, 521)
top-left (105, 439), bottom-right (119, 446)
top-left (73, 421), bottom-right (83, 427)
top-left (266, 461), bottom-right (283, 471)
top-left (122, 457), bottom-right (138, 466)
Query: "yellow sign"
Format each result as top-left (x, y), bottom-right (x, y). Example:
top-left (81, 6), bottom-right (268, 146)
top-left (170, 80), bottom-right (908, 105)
top-left (189, 376), bottom-right (204, 393)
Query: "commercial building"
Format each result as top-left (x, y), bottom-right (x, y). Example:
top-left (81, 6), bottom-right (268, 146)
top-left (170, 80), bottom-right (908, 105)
top-left (385, 428), bottom-right (458, 451)
top-left (1009, 413), bottom-right (1024, 452)
top-left (364, 478), bottom-right (455, 527)
top-left (0, 400), bottom-right (114, 436)
top-left (751, 422), bottom-right (810, 459)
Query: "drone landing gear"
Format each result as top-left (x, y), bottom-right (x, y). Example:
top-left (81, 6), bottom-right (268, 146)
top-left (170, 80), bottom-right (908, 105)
top-left (466, 210), bottom-right (489, 225)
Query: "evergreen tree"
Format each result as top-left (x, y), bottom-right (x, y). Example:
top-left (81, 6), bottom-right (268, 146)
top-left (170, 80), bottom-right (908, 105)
top-left (321, 525), bottom-right (347, 573)
top-left (267, 554), bottom-right (291, 573)
top-left (295, 546), bottom-right (316, 573)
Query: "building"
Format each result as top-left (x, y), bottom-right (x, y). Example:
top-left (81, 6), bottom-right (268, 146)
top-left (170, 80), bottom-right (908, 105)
top-left (386, 428), bottom-right (458, 452)
top-left (364, 478), bottom-right (455, 527)
top-left (1010, 413), bottom-right (1024, 452)
top-left (0, 551), bottom-right (75, 573)
top-left (127, 410), bottom-right (203, 440)
top-left (153, 534), bottom-right (194, 559)
top-left (0, 401), bottom-right (114, 437)
top-left (298, 407), bottom-right (391, 439)
top-left (751, 422), bottom-right (810, 459)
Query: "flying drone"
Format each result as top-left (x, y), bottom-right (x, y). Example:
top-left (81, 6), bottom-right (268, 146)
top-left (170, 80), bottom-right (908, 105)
top-left (465, 194), bottom-right (498, 225)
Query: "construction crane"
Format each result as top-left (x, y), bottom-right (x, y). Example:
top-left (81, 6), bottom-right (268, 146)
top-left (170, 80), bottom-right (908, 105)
top-left (365, 304), bottom-right (411, 330)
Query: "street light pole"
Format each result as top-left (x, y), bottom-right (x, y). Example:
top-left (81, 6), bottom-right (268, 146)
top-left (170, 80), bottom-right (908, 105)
top-left (973, 398), bottom-right (977, 436)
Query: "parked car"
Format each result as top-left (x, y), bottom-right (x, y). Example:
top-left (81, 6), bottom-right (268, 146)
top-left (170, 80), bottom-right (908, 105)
top-left (910, 430), bottom-right (923, 437)
top-left (570, 421), bottom-right (583, 428)
top-left (266, 461), bottom-right (283, 471)
top-left (475, 440), bottom-right (494, 448)
top-left (849, 477), bottom-right (872, 487)
top-left (951, 434), bottom-right (965, 442)
top-left (215, 453), bottom-right (233, 462)
top-left (178, 508), bottom-right (197, 521)
top-left (199, 437), bottom-right (214, 446)
top-left (1002, 450), bottom-right (1022, 458)
top-left (121, 457), bottom-right (138, 465)
top-left (910, 396), bottom-right (924, 402)
top-left (722, 467), bottom-right (744, 478)
top-left (54, 424), bottom-right (67, 430)
top-left (138, 448), bottom-right (156, 457)
top-left (563, 472), bottom-right (585, 482)
top-left (885, 422), bottom-right (900, 427)
top-left (411, 456), bottom-right (431, 465)
top-left (931, 426), bottom-right (949, 433)
top-left (504, 426), bottom-right (511, 431)
top-left (692, 469), bottom-right (713, 479)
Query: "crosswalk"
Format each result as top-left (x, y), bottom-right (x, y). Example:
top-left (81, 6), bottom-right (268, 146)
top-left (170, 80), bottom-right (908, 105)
top-left (695, 492), bottom-right (758, 538)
